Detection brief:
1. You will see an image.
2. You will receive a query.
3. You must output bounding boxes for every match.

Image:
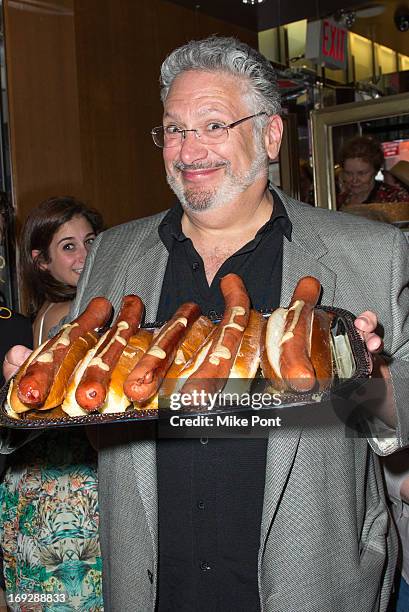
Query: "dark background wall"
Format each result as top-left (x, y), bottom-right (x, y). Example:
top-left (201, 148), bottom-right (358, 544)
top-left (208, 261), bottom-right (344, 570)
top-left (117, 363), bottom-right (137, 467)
top-left (4, 0), bottom-right (256, 229)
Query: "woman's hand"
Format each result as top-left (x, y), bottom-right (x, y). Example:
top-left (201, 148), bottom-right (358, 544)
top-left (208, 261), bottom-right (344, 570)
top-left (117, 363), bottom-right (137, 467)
top-left (3, 345), bottom-right (32, 381)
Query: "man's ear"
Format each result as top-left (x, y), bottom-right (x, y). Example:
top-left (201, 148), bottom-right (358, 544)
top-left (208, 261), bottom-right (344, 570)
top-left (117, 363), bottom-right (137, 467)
top-left (31, 249), bottom-right (47, 271)
top-left (264, 115), bottom-right (283, 161)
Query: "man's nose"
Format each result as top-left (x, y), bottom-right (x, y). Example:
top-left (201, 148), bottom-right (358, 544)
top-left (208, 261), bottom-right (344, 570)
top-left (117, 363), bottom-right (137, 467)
top-left (179, 131), bottom-right (208, 165)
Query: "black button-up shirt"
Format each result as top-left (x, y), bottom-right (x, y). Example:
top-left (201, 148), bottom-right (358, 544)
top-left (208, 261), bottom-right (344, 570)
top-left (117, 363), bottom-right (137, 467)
top-left (156, 192), bottom-right (292, 612)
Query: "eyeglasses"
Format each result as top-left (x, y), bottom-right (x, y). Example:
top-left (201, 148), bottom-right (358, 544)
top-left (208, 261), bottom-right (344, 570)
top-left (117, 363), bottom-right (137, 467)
top-left (151, 111), bottom-right (268, 148)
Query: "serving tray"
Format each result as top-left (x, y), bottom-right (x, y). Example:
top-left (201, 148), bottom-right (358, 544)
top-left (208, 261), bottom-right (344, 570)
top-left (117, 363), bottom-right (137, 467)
top-left (0, 306), bottom-right (371, 429)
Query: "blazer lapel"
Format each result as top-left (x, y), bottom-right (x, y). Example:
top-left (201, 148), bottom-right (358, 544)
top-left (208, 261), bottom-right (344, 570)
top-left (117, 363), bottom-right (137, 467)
top-left (260, 190), bottom-right (338, 555)
top-left (124, 231), bottom-right (169, 322)
top-left (280, 194), bottom-right (337, 307)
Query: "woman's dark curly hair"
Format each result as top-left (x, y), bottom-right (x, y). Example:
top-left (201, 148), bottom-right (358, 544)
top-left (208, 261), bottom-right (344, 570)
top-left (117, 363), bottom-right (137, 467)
top-left (340, 136), bottom-right (385, 173)
top-left (20, 196), bottom-right (104, 317)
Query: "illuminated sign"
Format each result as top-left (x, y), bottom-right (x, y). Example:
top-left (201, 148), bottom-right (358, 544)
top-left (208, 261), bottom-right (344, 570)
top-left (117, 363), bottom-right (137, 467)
top-left (306, 19), bottom-right (348, 70)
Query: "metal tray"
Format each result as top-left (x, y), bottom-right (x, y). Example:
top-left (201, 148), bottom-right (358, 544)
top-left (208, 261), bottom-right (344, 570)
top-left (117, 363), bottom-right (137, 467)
top-left (0, 306), bottom-right (371, 429)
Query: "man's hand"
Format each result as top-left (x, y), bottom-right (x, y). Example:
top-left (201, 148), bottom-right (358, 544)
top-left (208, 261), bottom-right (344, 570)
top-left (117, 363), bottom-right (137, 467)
top-left (354, 310), bottom-right (383, 366)
top-left (400, 475), bottom-right (409, 504)
top-left (3, 345), bottom-right (32, 382)
top-left (354, 310), bottom-right (395, 428)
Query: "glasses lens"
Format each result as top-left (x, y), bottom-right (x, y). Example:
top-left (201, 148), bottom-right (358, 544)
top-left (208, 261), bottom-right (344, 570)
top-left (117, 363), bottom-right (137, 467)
top-left (151, 127), bottom-right (164, 148)
top-left (152, 127), bottom-right (183, 148)
top-left (200, 125), bottom-right (228, 145)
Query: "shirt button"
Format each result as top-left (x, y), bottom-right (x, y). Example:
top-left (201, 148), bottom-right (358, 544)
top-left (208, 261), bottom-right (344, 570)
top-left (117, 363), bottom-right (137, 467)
top-left (197, 500), bottom-right (205, 510)
top-left (192, 262), bottom-right (199, 271)
top-left (200, 561), bottom-right (211, 571)
top-left (208, 310), bottom-right (217, 319)
top-left (200, 437), bottom-right (208, 445)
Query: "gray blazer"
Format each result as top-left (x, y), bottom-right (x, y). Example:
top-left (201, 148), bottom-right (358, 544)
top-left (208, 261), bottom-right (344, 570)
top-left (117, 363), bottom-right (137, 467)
top-left (71, 189), bottom-right (409, 612)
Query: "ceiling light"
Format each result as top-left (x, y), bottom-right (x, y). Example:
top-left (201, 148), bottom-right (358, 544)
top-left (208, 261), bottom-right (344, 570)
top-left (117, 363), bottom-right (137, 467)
top-left (242, 0), bottom-right (265, 4)
top-left (334, 9), bottom-right (356, 28)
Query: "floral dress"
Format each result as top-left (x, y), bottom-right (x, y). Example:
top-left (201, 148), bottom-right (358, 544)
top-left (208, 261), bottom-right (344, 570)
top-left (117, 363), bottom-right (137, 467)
top-left (0, 429), bottom-right (103, 611)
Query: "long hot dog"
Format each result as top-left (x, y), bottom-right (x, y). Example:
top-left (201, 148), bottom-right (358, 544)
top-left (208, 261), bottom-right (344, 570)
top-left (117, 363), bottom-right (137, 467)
top-left (262, 303), bottom-right (333, 393)
top-left (180, 273), bottom-right (250, 400)
top-left (75, 295), bottom-right (144, 411)
top-left (279, 276), bottom-right (321, 391)
top-left (124, 302), bottom-right (201, 403)
top-left (17, 297), bottom-right (112, 407)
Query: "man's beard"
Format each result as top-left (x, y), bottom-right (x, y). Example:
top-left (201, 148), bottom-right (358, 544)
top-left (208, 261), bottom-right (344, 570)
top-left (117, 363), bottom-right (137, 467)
top-left (166, 141), bottom-right (268, 213)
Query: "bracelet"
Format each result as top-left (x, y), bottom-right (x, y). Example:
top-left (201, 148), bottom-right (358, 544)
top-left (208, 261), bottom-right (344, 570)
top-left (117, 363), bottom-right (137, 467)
top-left (0, 307), bottom-right (12, 320)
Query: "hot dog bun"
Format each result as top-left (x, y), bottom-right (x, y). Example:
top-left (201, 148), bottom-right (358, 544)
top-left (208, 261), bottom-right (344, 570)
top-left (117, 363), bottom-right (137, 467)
top-left (61, 330), bottom-right (111, 417)
top-left (41, 331), bottom-right (99, 410)
top-left (61, 329), bottom-right (153, 416)
top-left (159, 316), bottom-right (215, 401)
top-left (262, 306), bottom-right (334, 393)
top-left (261, 307), bottom-right (288, 392)
top-left (223, 309), bottom-right (265, 396)
top-left (7, 331), bottom-right (99, 415)
top-left (102, 330), bottom-right (153, 413)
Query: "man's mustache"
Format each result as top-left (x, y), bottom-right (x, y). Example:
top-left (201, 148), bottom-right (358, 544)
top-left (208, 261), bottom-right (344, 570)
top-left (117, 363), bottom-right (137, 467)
top-left (173, 161), bottom-right (227, 172)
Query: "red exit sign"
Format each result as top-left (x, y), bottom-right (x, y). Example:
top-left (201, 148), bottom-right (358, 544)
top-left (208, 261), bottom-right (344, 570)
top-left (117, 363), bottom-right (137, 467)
top-left (322, 19), bottom-right (346, 64)
top-left (306, 19), bottom-right (348, 70)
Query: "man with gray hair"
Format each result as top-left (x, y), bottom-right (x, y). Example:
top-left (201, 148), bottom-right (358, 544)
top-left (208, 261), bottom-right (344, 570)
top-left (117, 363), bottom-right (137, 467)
top-left (5, 36), bottom-right (409, 611)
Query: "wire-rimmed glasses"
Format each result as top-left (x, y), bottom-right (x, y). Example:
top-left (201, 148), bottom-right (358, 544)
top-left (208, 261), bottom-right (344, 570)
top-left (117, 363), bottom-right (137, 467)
top-left (151, 111), bottom-right (268, 148)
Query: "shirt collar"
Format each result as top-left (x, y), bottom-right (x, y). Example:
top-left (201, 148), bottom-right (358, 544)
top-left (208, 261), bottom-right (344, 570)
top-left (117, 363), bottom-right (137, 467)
top-left (158, 189), bottom-right (292, 252)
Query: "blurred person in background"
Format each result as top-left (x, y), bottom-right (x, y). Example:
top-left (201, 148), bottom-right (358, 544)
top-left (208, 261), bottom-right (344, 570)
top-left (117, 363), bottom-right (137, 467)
top-left (337, 136), bottom-right (409, 209)
top-left (0, 197), bottom-right (104, 610)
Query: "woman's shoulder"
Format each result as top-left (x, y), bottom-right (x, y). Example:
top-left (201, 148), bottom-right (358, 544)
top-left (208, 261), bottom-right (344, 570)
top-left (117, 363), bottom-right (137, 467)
top-left (33, 301), bottom-right (71, 345)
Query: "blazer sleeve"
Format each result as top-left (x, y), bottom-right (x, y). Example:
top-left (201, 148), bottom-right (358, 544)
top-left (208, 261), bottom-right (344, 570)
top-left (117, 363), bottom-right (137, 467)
top-left (367, 229), bottom-right (409, 455)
